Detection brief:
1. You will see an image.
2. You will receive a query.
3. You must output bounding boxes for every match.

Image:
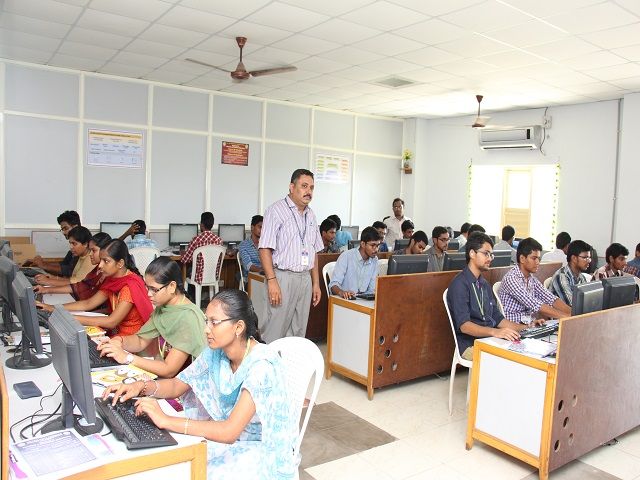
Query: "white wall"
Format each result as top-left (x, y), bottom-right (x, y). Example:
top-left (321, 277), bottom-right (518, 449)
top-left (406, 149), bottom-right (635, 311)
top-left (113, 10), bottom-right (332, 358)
top-left (410, 100), bottom-right (621, 254)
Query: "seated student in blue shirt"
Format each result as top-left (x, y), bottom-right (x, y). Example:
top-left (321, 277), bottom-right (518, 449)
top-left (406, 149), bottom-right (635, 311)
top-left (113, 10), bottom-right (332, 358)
top-left (123, 220), bottom-right (158, 250)
top-left (328, 227), bottom-right (381, 299)
top-left (238, 215), bottom-right (263, 284)
top-left (327, 214), bottom-right (351, 250)
top-left (372, 221), bottom-right (389, 253)
top-left (447, 232), bottom-right (535, 361)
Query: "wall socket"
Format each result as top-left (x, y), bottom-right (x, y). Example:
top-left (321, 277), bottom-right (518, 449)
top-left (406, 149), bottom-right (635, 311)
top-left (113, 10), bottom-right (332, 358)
top-left (542, 116), bottom-right (552, 128)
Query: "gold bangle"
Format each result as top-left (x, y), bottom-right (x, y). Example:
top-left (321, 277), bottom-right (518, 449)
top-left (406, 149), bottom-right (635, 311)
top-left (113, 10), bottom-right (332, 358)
top-left (184, 417), bottom-right (190, 435)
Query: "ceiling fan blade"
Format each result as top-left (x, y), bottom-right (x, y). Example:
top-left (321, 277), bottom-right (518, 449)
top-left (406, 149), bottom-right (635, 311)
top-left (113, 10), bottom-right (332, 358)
top-left (185, 58), bottom-right (232, 73)
top-left (249, 66), bottom-right (297, 77)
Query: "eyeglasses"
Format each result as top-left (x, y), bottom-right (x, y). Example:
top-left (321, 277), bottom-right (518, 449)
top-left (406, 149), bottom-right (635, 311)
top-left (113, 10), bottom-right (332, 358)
top-left (477, 250), bottom-right (495, 259)
top-left (365, 242), bottom-right (381, 249)
top-left (146, 283), bottom-right (168, 295)
top-left (437, 237), bottom-right (450, 243)
top-left (204, 317), bottom-right (237, 328)
top-left (577, 255), bottom-right (592, 261)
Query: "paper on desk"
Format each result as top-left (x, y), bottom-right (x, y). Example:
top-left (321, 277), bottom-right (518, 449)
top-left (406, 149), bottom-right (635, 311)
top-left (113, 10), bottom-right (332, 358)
top-left (85, 325), bottom-right (106, 337)
top-left (73, 311), bottom-right (107, 317)
top-left (508, 338), bottom-right (556, 357)
top-left (91, 365), bottom-right (157, 386)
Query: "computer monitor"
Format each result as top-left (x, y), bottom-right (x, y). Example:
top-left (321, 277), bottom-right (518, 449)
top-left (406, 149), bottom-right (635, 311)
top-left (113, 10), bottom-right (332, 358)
top-left (491, 250), bottom-right (512, 267)
top-left (5, 272), bottom-right (51, 370)
top-left (387, 254), bottom-right (429, 275)
top-left (512, 237), bottom-right (522, 249)
top-left (169, 223), bottom-right (198, 246)
top-left (0, 240), bottom-right (13, 260)
top-left (602, 276), bottom-right (637, 310)
top-left (394, 239), bottom-right (410, 251)
top-left (348, 240), bottom-right (360, 250)
top-left (342, 226), bottom-right (359, 240)
top-left (443, 252), bottom-right (467, 271)
top-left (218, 224), bottom-right (245, 246)
top-left (447, 239), bottom-right (460, 251)
top-left (41, 306), bottom-right (103, 436)
top-left (571, 282), bottom-right (604, 316)
top-left (99, 222), bottom-right (130, 240)
top-left (0, 257), bottom-right (19, 333)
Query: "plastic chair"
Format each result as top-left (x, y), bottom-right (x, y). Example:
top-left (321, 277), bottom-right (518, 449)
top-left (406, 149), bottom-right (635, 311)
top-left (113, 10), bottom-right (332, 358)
top-left (543, 277), bottom-right (553, 289)
top-left (377, 258), bottom-right (388, 276)
top-left (185, 245), bottom-right (226, 308)
top-left (130, 247), bottom-right (160, 275)
top-left (237, 254), bottom-right (245, 292)
top-left (322, 261), bottom-right (336, 299)
top-left (270, 337), bottom-right (324, 477)
top-left (493, 281), bottom-right (505, 316)
top-left (443, 289), bottom-right (473, 415)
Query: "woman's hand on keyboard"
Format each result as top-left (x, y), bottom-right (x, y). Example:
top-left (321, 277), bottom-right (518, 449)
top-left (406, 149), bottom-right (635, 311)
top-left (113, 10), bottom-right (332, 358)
top-left (134, 398), bottom-right (169, 428)
top-left (102, 381), bottom-right (145, 405)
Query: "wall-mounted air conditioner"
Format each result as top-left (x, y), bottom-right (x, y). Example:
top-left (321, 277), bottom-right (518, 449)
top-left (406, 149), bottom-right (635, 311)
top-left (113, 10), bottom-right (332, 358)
top-left (478, 126), bottom-right (543, 150)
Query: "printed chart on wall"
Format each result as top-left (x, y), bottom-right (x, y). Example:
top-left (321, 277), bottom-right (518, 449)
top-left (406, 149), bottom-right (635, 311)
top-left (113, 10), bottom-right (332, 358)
top-left (221, 141), bottom-right (249, 166)
top-left (87, 129), bottom-right (144, 168)
top-left (315, 154), bottom-right (350, 183)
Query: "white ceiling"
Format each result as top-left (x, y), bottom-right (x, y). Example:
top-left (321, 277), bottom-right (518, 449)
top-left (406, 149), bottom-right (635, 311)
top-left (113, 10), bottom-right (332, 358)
top-left (1, 0), bottom-right (640, 118)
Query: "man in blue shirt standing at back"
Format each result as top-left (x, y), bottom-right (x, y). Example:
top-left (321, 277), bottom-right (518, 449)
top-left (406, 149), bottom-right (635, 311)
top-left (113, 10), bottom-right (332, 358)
top-left (329, 227), bottom-right (381, 299)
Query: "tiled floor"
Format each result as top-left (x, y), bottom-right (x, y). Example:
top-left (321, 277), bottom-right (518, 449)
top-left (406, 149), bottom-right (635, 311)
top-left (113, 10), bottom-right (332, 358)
top-left (299, 342), bottom-right (640, 480)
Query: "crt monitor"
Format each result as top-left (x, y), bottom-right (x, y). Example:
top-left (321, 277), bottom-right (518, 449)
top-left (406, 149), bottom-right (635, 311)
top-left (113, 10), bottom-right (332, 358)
top-left (348, 240), bottom-right (360, 250)
top-left (602, 276), bottom-right (637, 310)
top-left (387, 254), bottom-right (429, 275)
top-left (218, 224), bottom-right (245, 245)
top-left (491, 250), bottom-right (512, 267)
top-left (100, 222), bottom-right (130, 240)
top-left (42, 306), bottom-right (103, 436)
top-left (443, 252), bottom-right (467, 271)
top-left (571, 282), bottom-right (604, 316)
top-left (447, 239), bottom-right (460, 251)
top-left (169, 223), bottom-right (198, 246)
top-left (5, 272), bottom-right (52, 370)
top-left (0, 256), bottom-right (19, 333)
top-left (0, 240), bottom-right (13, 260)
top-left (394, 239), bottom-right (410, 251)
top-left (342, 226), bottom-right (359, 240)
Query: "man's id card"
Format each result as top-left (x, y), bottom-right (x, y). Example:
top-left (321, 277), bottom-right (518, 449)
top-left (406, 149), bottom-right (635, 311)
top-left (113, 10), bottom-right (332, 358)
top-left (301, 250), bottom-right (309, 266)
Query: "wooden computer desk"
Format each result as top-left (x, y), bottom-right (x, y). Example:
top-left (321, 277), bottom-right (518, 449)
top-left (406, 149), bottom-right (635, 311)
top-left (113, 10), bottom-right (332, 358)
top-left (326, 263), bottom-right (562, 399)
top-left (466, 302), bottom-right (640, 480)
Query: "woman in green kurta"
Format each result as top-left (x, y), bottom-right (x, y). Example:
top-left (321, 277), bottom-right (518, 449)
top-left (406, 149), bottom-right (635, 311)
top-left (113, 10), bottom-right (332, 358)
top-left (98, 256), bottom-right (206, 378)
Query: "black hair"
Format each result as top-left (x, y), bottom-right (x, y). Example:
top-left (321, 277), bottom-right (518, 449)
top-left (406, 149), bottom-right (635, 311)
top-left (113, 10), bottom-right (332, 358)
top-left (320, 218), bottom-right (337, 234)
top-left (67, 226), bottom-right (92, 245)
top-left (605, 243), bottom-right (629, 264)
top-left (200, 212), bottom-right (214, 230)
top-left (516, 237), bottom-right (543, 264)
top-left (555, 232), bottom-right (572, 249)
top-left (132, 219), bottom-right (146, 234)
top-left (392, 198), bottom-right (404, 206)
top-left (103, 239), bottom-right (141, 276)
top-left (446, 226), bottom-right (454, 238)
top-left (360, 226), bottom-right (380, 243)
top-left (465, 232), bottom-right (494, 262)
top-left (501, 225), bottom-right (515, 241)
top-left (145, 256), bottom-right (186, 294)
top-left (372, 221), bottom-right (386, 230)
top-left (432, 226), bottom-right (448, 239)
top-left (290, 169), bottom-right (314, 183)
top-left (57, 210), bottom-right (80, 226)
top-left (566, 240), bottom-right (592, 264)
top-left (250, 215), bottom-right (263, 226)
top-left (210, 289), bottom-right (262, 342)
top-left (91, 232), bottom-right (112, 249)
top-left (460, 222), bottom-right (471, 234)
top-left (636, 243), bottom-right (640, 254)
top-left (411, 230), bottom-right (429, 246)
top-left (327, 214), bottom-right (342, 230)
top-left (468, 224), bottom-right (486, 235)
top-left (401, 220), bottom-right (414, 232)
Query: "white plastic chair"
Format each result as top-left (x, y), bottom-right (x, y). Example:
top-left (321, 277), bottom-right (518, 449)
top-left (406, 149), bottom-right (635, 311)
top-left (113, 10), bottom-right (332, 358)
top-left (493, 281), bottom-right (505, 316)
top-left (237, 254), bottom-right (245, 292)
top-left (543, 276), bottom-right (552, 289)
top-left (377, 258), bottom-right (388, 276)
top-left (270, 337), bottom-right (324, 478)
top-left (443, 288), bottom-right (473, 415)
top-left (185, 244), bottom-right (226, 308)
top-left (130, 247), bottom-right (160, 275)
top-left (322, 261), bottom-right (336, 299)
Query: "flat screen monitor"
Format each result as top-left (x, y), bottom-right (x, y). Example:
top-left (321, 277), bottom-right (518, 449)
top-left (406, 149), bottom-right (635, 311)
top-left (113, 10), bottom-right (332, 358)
top-left (511, 240), bottom-right (520, 249)
top-left (348, 240), bottom-right (360, 250)
top-left (42, 306), bottom-right (103, 436)
top-left (0, 257), bottom-right (19, 333)
top-left (99, 222), bottom-right (130, 240)
top-left (0, 240), bottom-right (13, 260)
top-left (492, 250), bottom-right (512, 267)
top-left (169, 223), bottom-right (198, 246)
top-left (443, 252), bottom-right (467, 271)
top-left (571, 282), bottom-right (604, 316)
top-left (218, 224), bottom-right (245, 245)
top-left (342, 226), bottom-right (359, 240)
top-left (5, 272), bottom-right (51, 370)
top-left (447, 239), bottom-right (460, 251)
top-left (387, 254), bottom-right (429, 275)
top-left (602, 276), bottom-right (637, 310)
top-left (394, 239), bottom-right (410, 251)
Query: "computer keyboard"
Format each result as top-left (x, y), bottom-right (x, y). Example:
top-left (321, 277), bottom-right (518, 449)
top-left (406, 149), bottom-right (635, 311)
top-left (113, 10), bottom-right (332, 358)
top-left (94, 397), bottom-right (177, 450)
top-left (37, 309), bottom-right (51, 328)
top-left (86, 336), bottom-right (120, 369)
top-left (20, 267), bottom-right (43, 278)
top-left (356, 293), bottom-right (375, 301)
top-left (520, 323), bottom-right (559, 339)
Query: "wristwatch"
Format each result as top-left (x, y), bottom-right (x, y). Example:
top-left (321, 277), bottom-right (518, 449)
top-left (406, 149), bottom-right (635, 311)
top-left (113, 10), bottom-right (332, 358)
top-left (124, 353), bottom-right (134, 365)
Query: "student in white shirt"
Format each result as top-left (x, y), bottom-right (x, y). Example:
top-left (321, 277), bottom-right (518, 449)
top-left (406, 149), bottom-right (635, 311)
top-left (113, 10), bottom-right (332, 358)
top-left (541, 231), bottom-right (571, 265)
top-left (384, 198), bottom-right (410, 251)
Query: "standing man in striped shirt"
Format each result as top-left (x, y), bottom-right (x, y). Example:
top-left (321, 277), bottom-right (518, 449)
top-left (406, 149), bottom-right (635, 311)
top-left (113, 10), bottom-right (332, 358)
top-left (259, 169), bottom-right (324, 343)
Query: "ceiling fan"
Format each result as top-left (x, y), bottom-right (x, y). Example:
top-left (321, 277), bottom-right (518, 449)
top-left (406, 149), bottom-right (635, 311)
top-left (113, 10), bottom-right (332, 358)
top-left (471, 94), bottom-right (490, 128)
top-left (186, 36), bottom-right (297, 81)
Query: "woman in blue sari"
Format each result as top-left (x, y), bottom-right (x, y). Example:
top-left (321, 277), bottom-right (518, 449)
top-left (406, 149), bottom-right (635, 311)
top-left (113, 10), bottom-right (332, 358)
top-left (102, 289), bottom-right (298, 479)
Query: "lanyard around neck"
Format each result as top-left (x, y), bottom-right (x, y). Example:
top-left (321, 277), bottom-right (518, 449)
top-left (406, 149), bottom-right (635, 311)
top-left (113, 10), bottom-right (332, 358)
top-left (286, 197), bottom-right (307, 246)
top-left (471, 281), bottom-right (485, 320)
